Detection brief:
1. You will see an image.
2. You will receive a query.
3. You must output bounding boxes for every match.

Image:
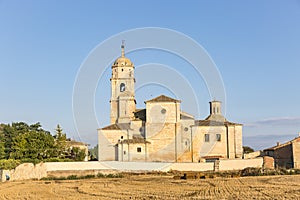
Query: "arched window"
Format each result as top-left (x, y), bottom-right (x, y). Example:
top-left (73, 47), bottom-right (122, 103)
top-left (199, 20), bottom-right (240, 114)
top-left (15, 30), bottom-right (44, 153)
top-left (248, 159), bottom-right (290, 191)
top-left (120, 83), bottom-right (125, 92)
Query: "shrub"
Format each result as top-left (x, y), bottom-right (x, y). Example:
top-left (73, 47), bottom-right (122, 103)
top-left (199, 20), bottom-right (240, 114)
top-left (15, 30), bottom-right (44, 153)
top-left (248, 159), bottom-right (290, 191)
top-left (43, 158), bottom-right (74, 162)
top-left (67, 175), bottom-right (78, 180)
top-left (97, 173), bottom-right (105, 178)
top-left (96, 173), bottom-right (124, 178)
top-left (241, 167), bottom-right (262, 176)
top-left (0, 159), bottom-right (21, 170)
top-left (82, 174), bottom-right (95, 179)
top-left (41, 176), bottom-right (67, 181)
top-left (294, 169), bottom-right (300, 174)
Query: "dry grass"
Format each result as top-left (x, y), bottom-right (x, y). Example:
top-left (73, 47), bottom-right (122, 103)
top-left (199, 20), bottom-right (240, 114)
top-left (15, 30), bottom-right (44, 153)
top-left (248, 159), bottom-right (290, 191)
top-left (1, 174), bottom-right (300, 199)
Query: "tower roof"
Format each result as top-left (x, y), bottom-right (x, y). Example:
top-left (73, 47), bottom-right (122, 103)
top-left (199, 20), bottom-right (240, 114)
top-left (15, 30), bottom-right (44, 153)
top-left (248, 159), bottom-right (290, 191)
top-left (113, 42), bottom-right (133, 67)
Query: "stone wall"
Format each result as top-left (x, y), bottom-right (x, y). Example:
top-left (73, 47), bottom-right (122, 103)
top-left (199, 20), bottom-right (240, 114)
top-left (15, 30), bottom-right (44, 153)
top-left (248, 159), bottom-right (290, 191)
top-left (192, 126), bottom-right (228, 160)
top-left (292, 138), bottom-right (300, 169)
top-left (167, 162), bottom-right (214, 172)
top-left (118, 143), bottom-right (147, 162)
top-left (1, 159), bottom-right (265, 182)
top-left (234, 125), bottom-right (243, 158)
top-left (146, 123), bottom-right (178, 162)
top-left (263, 156), bottom-right (274, 169)
top-left (1, 163), bottom-right (47, 182)
top-left (274, 143), bottom-right (293, 168)
top-left (47, 169), bottom-right (118, 178)
top-left (98, 129), bottom-right (127, 161)
top-left (218, 158), bottom-right (263, 171)
top-left (244, 150), bottom-right (262, 159)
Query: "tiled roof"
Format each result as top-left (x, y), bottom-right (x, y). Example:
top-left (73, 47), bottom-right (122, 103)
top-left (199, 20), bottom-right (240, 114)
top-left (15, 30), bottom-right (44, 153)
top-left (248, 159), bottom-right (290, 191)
top-left (145, 95), bottom-right (181, 103)
top-left (101, 123), bottom-right (131, 130)
top-left (180, 114), bottom-right (194, 120)
top-left (264, 137), bottom-right (300, 151)
top-left (225, 121), bottom-right (242, 126)
top-left (194, 120), bottom-right (242, 126)
top-left (118, 135), bottom-right (150, 144)
top-left (202, 155), bottom-right (224, 159)
top-left (195, 120), bottom-right (224, 126)
top-left (118, 137), bottom-right (150, 144)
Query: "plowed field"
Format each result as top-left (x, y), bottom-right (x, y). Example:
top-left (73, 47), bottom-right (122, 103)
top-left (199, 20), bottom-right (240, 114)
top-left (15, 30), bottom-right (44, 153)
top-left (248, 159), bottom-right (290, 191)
top-left (0, 175), bottom-right (300, 199)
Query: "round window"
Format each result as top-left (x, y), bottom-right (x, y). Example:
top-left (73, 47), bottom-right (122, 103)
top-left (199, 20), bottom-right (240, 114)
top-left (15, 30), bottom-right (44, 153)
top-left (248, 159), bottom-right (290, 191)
top-left (161, 108), bottom-right (166, 114)
top-left (184, 127), bottom-right (189, 132)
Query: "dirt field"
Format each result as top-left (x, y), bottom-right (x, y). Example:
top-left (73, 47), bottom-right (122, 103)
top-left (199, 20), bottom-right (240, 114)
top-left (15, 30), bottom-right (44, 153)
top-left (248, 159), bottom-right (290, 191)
top-left (0, 175), bottom-right (300, 199)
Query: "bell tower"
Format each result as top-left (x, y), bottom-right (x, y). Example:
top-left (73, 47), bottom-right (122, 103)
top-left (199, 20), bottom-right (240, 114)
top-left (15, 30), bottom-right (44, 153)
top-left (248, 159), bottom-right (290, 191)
top-left (207, 100), bottom-right (225, 122)
top-left (110, 42), bottom-right (136, 124)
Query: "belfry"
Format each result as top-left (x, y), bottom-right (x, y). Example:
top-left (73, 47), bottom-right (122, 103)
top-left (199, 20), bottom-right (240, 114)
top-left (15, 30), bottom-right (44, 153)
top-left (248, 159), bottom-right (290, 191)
top-left (110, 43), bottom-right (136, 124)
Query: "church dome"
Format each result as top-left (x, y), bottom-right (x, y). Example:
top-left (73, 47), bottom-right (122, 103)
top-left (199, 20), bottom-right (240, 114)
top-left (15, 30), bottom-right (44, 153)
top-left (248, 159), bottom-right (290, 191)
top-left (113, 42), bottom-right (133, 67)
top-left (113, 56), bottom-right (133, 66)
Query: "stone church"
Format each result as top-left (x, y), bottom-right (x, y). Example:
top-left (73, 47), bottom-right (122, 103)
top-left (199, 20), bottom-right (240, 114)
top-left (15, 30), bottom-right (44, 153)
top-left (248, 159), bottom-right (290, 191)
top-left (98, 44), bottom-right (243, 162)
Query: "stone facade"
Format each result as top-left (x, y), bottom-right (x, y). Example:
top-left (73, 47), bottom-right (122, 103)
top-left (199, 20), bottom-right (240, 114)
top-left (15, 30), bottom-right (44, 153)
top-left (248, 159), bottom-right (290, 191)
top-left (98, 45), bottom-right (243, 163)
top-left (110, 43), bottom-right (136, 124)
top-left (264, 136), bottom-right (300, 169)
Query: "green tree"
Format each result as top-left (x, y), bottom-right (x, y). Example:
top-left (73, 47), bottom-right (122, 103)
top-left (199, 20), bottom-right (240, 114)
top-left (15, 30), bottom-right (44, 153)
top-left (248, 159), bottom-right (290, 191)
top-left (54, 124), bottom-right (67, 158)
top-left (0, 142), bottom-right (5, 159)
top-left (0, 124), bottom-right (6, 159)
top-left (70, 147), bottom-right (86, 161)
top-left (10, 128), bottom-right (56, 160)
top-left (0, 122), bottom-right (48, 158)
top-left (243, 146), bottom-right (255, 154)
top-left (0, 122), bottom-right (88, 163)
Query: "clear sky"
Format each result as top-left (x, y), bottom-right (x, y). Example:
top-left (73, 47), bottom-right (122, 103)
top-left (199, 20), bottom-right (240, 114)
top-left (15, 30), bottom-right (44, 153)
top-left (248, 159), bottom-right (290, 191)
top-left (0, 0), bottom-right (299, 150)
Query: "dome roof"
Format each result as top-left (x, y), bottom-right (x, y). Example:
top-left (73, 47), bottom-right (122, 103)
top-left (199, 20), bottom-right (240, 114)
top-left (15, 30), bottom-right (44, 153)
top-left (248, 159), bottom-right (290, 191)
top-left (113, 56), bottom-right (133, 66)
top-left (113, 43), bottom-right (133, 67)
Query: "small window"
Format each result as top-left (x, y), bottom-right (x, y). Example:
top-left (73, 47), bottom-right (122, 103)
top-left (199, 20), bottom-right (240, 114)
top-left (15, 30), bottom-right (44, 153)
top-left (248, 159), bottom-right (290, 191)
top-left (216, 134), bottom-right (221, 142)
top-left (161, 108), bottom-right (166, 114)
top-left (121, 136), bottom-right (123, 139)
top-left (120, 83), bottom-right (125, 92)
top-left (123, 151), bottom-right (126, 155)
top-left (184, 127), bottom-right (188, 132)
top-left (205, 134), bottom-right (210, 142)
top-left (122, 68), bottom-right (124, 71)
top-left (137, 147), bottom-right (142, 153)
top-left (213, 107), bottom-right (216, 114)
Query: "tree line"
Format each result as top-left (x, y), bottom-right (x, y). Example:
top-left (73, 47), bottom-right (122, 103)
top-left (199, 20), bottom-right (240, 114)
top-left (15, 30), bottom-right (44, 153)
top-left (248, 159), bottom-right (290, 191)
top-left (0, 122), bottom-right (86, 165)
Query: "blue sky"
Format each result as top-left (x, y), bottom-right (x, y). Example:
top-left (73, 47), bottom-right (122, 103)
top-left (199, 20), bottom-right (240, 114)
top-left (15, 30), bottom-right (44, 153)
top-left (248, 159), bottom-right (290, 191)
top-left (0, 0), bottom-right (299, 150)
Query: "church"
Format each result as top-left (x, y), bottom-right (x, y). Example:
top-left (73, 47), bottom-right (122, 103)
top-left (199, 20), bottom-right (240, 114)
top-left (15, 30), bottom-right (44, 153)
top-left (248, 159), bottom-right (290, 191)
top-left (98, 44), bottom-right (243, 162)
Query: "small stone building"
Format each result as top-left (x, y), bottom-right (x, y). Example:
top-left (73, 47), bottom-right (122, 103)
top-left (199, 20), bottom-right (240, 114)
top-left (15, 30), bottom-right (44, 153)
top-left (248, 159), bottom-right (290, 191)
top-left (263, 135), bottom-right (300, 169)
top-left (98, 44), bottom-right (243, 162)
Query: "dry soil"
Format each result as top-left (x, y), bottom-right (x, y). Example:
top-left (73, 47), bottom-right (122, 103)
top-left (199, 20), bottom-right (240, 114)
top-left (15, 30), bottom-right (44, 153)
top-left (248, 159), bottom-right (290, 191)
top-left (0, 175), bottom-right (300, 199)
